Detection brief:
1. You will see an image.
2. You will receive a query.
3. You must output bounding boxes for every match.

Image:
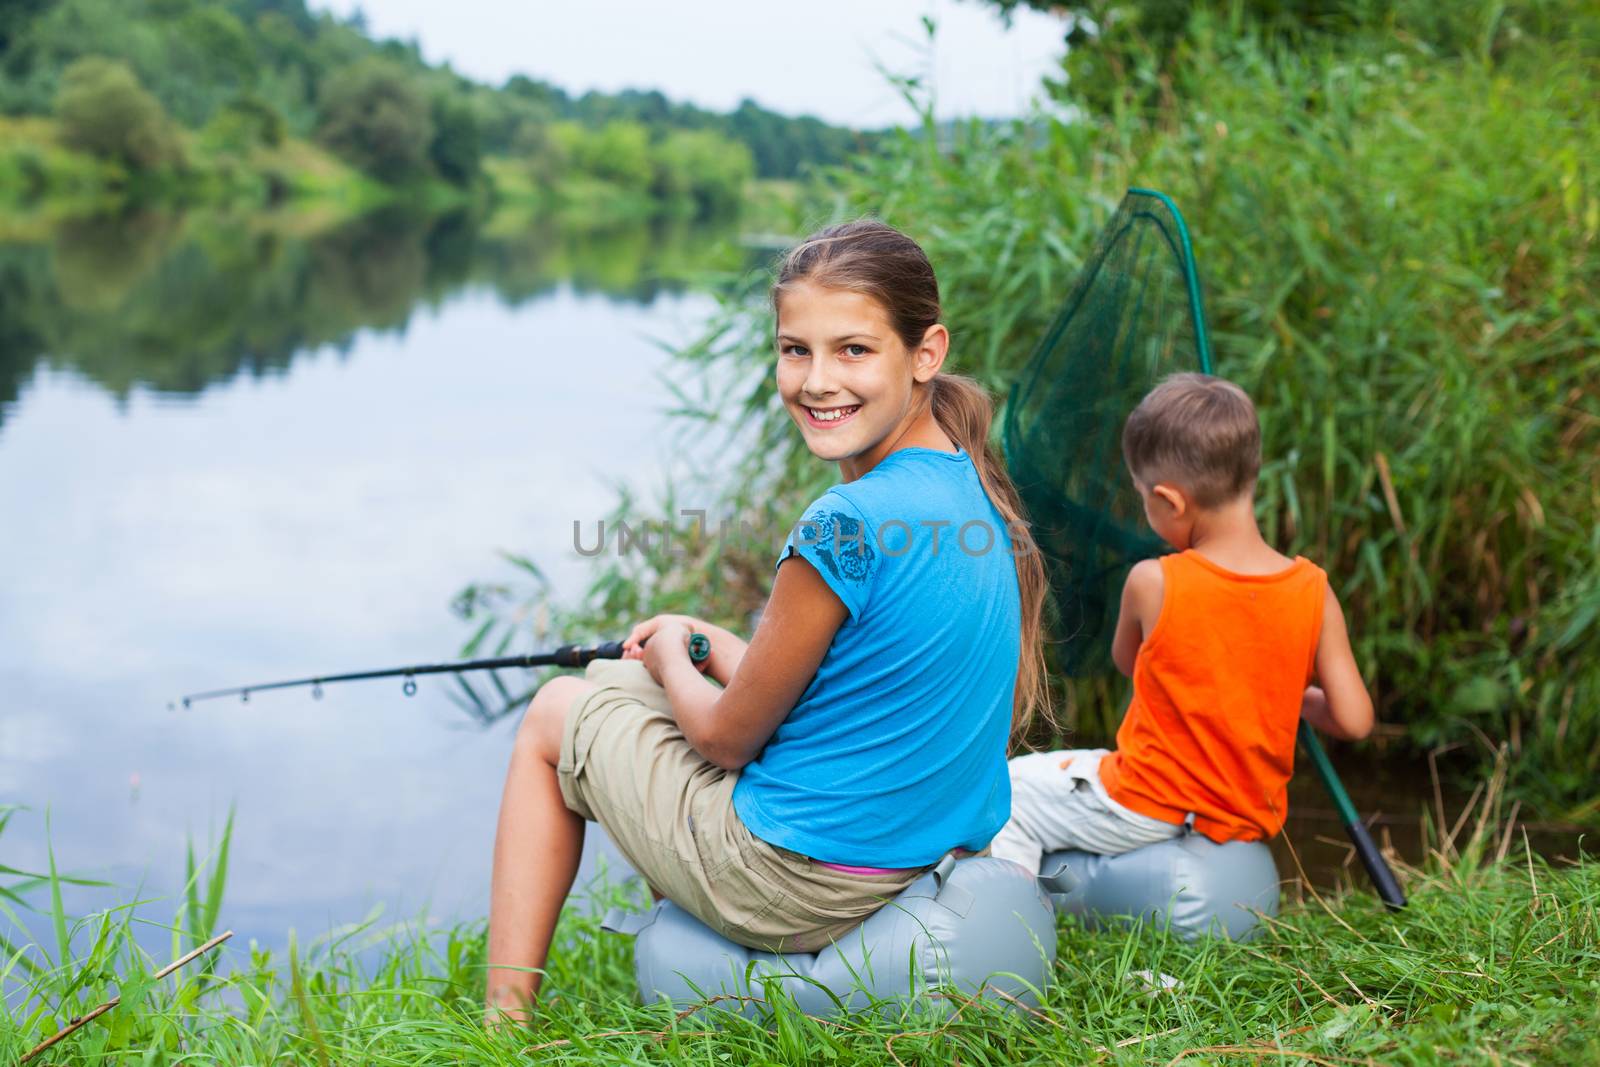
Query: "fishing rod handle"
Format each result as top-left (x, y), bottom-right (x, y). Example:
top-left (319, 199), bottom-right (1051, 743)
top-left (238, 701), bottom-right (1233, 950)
top-left (559, 633), bottom-right (710, 668)
top-left (1347, 820), bottom-right (1408, 910)
top-left (553, 642), bottom-right (624, 666)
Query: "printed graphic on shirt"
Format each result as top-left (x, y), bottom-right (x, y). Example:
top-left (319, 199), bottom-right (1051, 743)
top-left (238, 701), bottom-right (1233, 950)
top-left (796, 507), bottom-right (876, 585)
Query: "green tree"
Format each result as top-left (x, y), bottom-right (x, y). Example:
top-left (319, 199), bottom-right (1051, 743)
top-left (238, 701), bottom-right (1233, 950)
top-left (0, 0), bottom-right (52, 53)
top-left (565, 119), bottom-right (652, 194)
top-left (428, 91), bottom-right (482, 187)
top-left (201, 93), bottom-right (286, 151)
top-left (54, 56), bottom-right (185, 171)
top-left (164, 4), bottom-right (258, 125)
top-left (651, 129), bottom-right (752, 218)
top-left (509, 115), bottom-right (566, 187)
top-left (315, 58), bottom-right (433, 183)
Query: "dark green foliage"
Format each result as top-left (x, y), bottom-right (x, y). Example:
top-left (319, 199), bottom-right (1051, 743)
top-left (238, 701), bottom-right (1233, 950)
top-left (727, 97), bottom-right (877, 179)
top-left (201, 91), bottom-right (285, 150)
top-left (427, 91), bottom-right (481, 187)
top-left (315, 58), bottom-right (432, 183)
top-left (507, 115), bottom-right (564, 186)
top-left (651, 128), bottom-right (756, 219)
top-left (53, 56), bottom-right (184, 171)
top-left (560, 118), bottom-right (652, 193)
top-left (0, 0), bottom-right (52, 52)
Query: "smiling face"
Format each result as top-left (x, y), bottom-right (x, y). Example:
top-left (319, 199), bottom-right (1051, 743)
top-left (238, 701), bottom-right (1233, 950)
top-left (774, 281), bottom-right (947, 480)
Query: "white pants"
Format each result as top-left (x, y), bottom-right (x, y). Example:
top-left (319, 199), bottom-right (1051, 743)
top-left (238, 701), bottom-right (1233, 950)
top-left (988, 748), bottom-right (1184, 875)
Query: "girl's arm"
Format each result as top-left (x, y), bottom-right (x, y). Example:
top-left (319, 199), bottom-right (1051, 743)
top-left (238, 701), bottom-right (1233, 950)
top-left (1110, 560), bottom-right (1164, 677)
top-left (690, 620), bottom-right (749, 683)
top-left (1302, 585), bottom-right (1375, 741)
top-left (643, 556), bottom-right (846, 770)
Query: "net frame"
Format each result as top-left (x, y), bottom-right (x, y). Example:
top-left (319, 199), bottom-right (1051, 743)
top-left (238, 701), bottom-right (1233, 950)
top-left (1002, 188), bottom-right (1215, 676)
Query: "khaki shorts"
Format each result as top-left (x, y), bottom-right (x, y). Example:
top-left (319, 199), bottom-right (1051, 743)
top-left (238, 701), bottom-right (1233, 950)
top-left (557, 657), bottom-right (928, 953)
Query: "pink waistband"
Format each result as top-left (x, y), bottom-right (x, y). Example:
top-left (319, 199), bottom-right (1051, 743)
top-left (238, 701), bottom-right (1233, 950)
top-left (813, 846), bottom-right (976, 876)
top-left (814, 860), bottom-right (920, 876)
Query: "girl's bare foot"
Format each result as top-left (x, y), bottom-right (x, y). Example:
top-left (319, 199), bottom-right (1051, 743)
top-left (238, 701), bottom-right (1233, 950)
top-left (484, 984), bottom-right (532, 1031)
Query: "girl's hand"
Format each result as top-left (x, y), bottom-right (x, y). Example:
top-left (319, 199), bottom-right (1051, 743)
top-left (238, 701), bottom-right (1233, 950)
top-left (640, 618), bottom-right (692, 686)
top-left (621, 614), bottom-right (702, 662)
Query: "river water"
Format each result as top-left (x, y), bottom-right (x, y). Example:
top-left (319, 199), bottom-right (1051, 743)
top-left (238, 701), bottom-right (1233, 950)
top-left (0, 207), bottom-right (745, 964)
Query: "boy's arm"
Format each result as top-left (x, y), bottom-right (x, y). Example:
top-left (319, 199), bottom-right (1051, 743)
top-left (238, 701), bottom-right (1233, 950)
top-left (1111, 560), bottom-right (1164, 677)
top-left (1304, 585), bottom-right (1375, 741)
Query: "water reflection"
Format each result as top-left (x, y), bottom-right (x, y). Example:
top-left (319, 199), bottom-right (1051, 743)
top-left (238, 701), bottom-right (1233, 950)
top-left (0, 204), bottom-right (740, 966)
top-left (0, 206), bottom-right (745, 422)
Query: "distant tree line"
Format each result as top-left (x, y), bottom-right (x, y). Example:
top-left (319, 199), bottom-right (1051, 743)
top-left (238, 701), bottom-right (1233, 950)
top-left (0, 0), bottom-right (879, 213)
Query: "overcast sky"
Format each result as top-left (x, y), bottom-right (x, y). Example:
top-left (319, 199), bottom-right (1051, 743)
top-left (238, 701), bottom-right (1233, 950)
top-left (311, 0), bottom-right (1068, 128)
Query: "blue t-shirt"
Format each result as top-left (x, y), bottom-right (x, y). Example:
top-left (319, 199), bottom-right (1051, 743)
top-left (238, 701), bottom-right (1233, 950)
top-left (731, 445), bottom-right (1022, 867)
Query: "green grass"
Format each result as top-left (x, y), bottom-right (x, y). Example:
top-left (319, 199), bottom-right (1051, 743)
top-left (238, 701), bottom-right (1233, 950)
top-left (4, 775), bottom-right (1599, 1064)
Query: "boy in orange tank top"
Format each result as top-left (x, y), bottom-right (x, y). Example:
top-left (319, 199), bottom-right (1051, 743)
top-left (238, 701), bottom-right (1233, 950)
top-left (990, 373), bottom-right (1375, 874)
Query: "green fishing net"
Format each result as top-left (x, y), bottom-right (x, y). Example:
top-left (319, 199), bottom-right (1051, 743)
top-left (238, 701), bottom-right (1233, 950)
top-left (1002, 188), bottom-right (1214, 677)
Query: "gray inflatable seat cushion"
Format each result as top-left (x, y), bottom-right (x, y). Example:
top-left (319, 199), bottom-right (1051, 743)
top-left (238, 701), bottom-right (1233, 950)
top-left (1040, 833), bottom-right (1280, 940)
top-left (604, 856), bottom-right (1058, 1019)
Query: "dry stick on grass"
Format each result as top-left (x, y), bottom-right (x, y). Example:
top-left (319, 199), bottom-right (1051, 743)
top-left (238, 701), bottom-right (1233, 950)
top-left (1442, 781), bottom-right (1487, 860)
top-left (990, 986), bottom-right (1184, 1059)
top-left (1240, 947), bottom-right (1343, 1008)
top-left (1338, 970), bottom-right (1384, 1009)
top-left (1427, 746), bottom-right (1455, 862)
top-left (1275, 829), bottom-right (1364, 940)
top-left (21, 930), bottom-right (234, 1065)
top-left (884, 984), bottom-right (985, 1067)
top-left (1494, 799), bottom-right (1524, 864)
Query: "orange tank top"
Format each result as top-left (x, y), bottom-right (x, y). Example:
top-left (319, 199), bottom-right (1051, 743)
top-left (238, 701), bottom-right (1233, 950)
top-left (1098, 550), bottom-right (1327, 843)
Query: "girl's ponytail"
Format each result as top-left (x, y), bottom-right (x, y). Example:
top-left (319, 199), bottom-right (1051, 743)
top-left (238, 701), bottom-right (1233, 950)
top-left (929, 373), bottom-right (1055, 744)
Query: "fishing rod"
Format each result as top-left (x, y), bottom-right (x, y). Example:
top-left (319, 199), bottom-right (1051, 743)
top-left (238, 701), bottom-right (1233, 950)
top-left (174, 632), bottom-right (712, 708)
top-left (1298, 722), bottom-right (1408, 909)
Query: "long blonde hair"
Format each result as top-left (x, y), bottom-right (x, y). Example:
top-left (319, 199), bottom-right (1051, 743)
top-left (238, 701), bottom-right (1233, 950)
top-left (772, 218), bottom-right (1055, 742)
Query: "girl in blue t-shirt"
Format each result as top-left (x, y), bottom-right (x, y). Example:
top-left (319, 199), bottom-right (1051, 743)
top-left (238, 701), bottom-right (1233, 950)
top-left (485, 219), bottom-right (1052, 1022)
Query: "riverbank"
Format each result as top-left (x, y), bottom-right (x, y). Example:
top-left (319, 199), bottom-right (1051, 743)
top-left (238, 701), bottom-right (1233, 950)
top-left (0, 115), bottom-right (800, 236)
top-left (7, 798), bottom-right (1594, 1064)
top-left (0, 115), bottom-right (399, 220)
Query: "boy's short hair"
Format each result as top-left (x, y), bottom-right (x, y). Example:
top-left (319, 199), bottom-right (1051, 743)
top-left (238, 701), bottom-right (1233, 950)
top-left (1122, 373), bottom-right (1261, 508)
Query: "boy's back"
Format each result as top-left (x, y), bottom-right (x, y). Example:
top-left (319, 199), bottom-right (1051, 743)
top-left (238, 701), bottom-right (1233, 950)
top-left (989, 372), bottom-right (1373, 874)
top-left (1098, 549), bottom-right (1327, 843)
